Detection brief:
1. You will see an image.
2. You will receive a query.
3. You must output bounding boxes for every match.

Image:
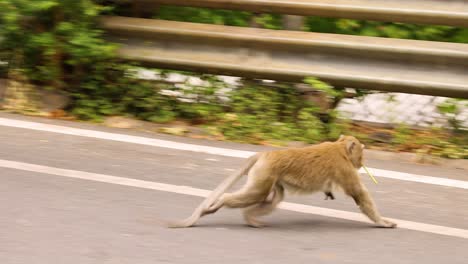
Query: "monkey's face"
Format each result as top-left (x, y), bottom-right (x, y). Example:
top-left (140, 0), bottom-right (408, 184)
top-left (337, 135), bottom-right (364, 168)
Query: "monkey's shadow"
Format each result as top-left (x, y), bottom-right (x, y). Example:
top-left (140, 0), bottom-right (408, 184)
top-left (195, 217), bottom-right (377, 232)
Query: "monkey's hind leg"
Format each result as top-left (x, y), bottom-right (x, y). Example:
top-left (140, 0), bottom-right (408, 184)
top-left (243, 184), bottom-right (284, 228)
top-left (202, 172), bottom-right (275, 221)
top-left (200, 189), bottom-right (266, 217)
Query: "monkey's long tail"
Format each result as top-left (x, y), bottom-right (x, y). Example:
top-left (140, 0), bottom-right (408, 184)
top-left (167, 153), bottom-right (261, 228)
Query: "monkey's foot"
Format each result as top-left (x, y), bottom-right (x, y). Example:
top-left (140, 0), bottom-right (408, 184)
top-left (377, 219), bottom-right (397, 228)
top-left (244, 216), bottom-right (267, 228)
top-left (201, 208), bottom-right (217, 217)
top-left (201, 203), bottom-right (223, 217)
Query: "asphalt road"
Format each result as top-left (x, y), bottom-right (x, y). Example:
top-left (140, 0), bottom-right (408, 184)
top-left (0, 113), bottom-right (467, 264)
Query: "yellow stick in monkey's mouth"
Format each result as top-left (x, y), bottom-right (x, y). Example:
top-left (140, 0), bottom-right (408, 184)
top-left (363, 165), bottom-right (378, 184)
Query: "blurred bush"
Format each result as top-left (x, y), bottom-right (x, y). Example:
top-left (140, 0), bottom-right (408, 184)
top-left (155, 5), bottom-right (282, 29)
top-left (0, 0), bottom-right (116, 89)
top-left (214, 80), bottom-right (329, 144)
top-left (0, 0), bottom-right (153, 120)
top-left (305, 17), bottom-right (468, 43)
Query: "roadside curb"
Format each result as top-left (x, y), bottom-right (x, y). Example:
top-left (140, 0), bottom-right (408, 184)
top-left (1, 112), bottom-right (466, 171)
top-left (100, 116), bottom-right (468, 171)
top-left (364, 149), bottom-right (468, 171)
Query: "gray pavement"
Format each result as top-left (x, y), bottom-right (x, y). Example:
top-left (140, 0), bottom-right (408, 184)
top-left (0, 113), bottom-right (467, 264)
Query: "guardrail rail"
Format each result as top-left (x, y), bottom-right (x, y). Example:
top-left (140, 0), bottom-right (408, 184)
top-left (104, 0), bottom-right (468, 98)
top-left (134, 0), bottom-right (468, 27)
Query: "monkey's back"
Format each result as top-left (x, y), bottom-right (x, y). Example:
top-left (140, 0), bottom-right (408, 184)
top-left (263, 142), bottom-right (355, 192)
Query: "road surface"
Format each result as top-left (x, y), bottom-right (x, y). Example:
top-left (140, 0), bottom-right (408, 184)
top-left (0, 113), bottom-right (467, 264)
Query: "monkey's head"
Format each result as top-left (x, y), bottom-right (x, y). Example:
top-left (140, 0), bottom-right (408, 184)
top-left (337, 135), bottom-right (364, 168)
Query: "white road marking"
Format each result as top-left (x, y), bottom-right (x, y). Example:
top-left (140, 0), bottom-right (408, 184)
top-left (0, 117), bottom-right (252, 158)
top-left (1, 158), bottom-right (467, 239)
top-left (366, 167), bottom-right (468, 189)
top-left (1, 117), bottom-right (467, 190)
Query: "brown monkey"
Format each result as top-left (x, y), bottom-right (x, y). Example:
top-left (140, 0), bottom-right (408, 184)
top-left (168, 135), bottom-right (396, 229)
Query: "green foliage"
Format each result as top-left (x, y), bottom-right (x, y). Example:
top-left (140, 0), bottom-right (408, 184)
top-left (437, 99), bottom-right (468, 131)
top-left (70, 69), bottom-right (335, 145)
top-left (70, 68), bottom-right (228, 123)
top-left (169, 74), bottom-right (225, 122)
top-left (156, 6), bottom-right (251, 26)
top-left (155, 6), bottom-right (282, 29)
top-left (305, 17), bottom-right (468, 43)
top-left (436, 142), bottom-right (468, 159)
top-left (154, 5), bottom-right (468, 43)
top-left (0, 0), bottom-right (116, 89)
top-left (305, 77), bottom-right (340, 98)
top-left (392, 124), bottom-right (412, 145)
top-left (253, 14), bottom-right (282, 30)
top-left (214, 82), bottom-right (327, 144)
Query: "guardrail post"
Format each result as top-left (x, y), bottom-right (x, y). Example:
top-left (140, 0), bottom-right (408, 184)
top-left (132, 1), bottom-right (158, 18)
top-left (249, 13), bottom-right (263, 28)
top-left (282, 15), bottom-right (304, 31)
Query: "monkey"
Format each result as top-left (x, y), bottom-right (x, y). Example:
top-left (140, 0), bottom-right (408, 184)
top-left (168, 135), bottom-right (396, 229)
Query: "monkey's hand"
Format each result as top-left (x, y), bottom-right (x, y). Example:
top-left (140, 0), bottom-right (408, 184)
top-left (378, 219), bottom-right (397, 228)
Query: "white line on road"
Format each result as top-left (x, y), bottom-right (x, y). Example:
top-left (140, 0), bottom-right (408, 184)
top-left (1, 117), bottom-right (467, 190)
top-left (0, 117), bottom-right (253, 158)
top-left (1, 158), bottom-right (467, 239)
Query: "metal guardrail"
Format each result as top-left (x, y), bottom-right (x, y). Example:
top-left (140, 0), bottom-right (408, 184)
top-left (103, 1), bottom-right (468, 98)
top-left (102, 16), bottom-right (468, 98)
top-left (133, 0), bottom-right (468, 27)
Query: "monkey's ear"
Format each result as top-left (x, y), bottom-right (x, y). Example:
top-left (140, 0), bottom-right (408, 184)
top-left (346, 140), bottom-right (356, 155)
top-left (339, 134), bottom-right (345, 140)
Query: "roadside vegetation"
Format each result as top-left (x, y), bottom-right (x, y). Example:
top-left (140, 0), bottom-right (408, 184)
top-left (0, 1), bottom-right (466, 159)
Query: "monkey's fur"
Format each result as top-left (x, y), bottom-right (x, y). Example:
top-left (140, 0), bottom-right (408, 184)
top-left (168, 135), bottom-right (396, 229)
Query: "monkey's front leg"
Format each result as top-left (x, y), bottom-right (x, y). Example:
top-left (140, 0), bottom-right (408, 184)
top-left (349, 185), bottom-right (396, 228)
